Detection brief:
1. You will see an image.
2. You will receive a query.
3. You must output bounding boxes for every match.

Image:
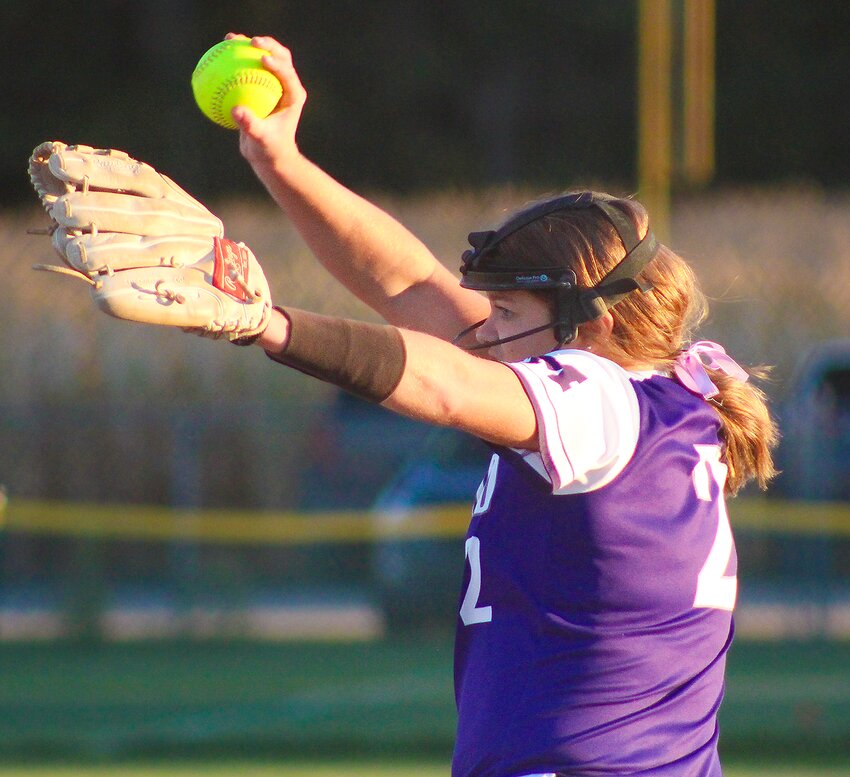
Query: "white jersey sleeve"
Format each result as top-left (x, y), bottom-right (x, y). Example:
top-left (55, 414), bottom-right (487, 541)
top-left (506, 350), bottom-right (643, 494)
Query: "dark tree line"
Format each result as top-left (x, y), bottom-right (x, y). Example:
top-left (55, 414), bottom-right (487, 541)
top-left (3, 1), bottom-right (848, 207)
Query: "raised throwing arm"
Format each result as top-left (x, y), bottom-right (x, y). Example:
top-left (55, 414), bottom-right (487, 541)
top-left (229, 34), bottom-right (490, 341)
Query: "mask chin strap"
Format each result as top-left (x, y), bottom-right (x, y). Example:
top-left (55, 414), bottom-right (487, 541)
top-left (451, 318), bottom-right (559, 352)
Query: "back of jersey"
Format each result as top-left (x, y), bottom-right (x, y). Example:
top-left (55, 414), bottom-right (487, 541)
top-left (452, 365), bottom-right (736, 777)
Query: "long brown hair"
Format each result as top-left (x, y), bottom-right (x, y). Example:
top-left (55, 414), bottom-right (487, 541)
top-left (489, 193), bottom-right (778, 494)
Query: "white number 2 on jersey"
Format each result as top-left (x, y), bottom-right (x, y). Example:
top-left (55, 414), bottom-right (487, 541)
top-left (460, 537), bottom-right (492, 625)
top-left (461, 456), bottom-right (499, 626)
top-left (692, 444), bottom-right (737, 611)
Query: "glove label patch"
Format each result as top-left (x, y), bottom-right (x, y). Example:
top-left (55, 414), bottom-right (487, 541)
top-left (213, 237), bottom-right (251, 301)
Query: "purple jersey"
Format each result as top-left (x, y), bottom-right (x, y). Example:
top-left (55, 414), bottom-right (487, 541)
top-left (452, 351), bottom-right (736, 777)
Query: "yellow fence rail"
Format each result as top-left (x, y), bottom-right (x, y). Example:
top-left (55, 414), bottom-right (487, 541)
top-left (1, 496), bottom-right (850, 545)
top-left (0, 498), bottom-right (468, 544)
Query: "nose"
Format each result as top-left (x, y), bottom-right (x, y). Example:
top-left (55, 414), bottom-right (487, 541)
top-left (475, 315), bottom-right (498, 345)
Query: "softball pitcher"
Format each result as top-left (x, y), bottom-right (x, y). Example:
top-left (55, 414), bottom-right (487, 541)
top-left (28, 33), bottom-right (778, 777)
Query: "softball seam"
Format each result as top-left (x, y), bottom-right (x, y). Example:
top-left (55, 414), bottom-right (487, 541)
top-left (210, 71), bottom-right (281, 127)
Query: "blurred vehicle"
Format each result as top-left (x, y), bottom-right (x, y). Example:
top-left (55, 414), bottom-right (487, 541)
top-left (770, 338), bottom-right (850, 584)
top-left (776, 338), bottom-right (850, 501)
top-left (371, 426), bottom-right (490, 629)
top-left (296, 390), bottom-right (490, 629)
top-left (296, 390), bottom-right (436, 510)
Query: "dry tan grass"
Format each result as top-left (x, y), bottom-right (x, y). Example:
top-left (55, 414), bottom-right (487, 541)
top-left (673, 186), bottom-right (850, 377)
top-left (2, 186), bottom-right (847, 506)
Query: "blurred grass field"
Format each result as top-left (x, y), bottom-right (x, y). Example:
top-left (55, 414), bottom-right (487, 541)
top-left (1, 636), bottom-right (850, 773)
top-left (0, 765), bottom-right (449, 777)
top-left (0, 761), bottom-right (848, 776)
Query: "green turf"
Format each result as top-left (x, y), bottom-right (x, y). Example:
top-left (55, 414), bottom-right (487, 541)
top-left (726, 767), bottom-right (850, 777)
top-left (0, 636), bottom-right (849, 764)
top-left (0, 637), bottom-right (457, 757)
top-left (722, 638), bottom-right (850, 744)
top-left (0, 764), bottom-right (448, 777)
top-left (0, 761), bottom-right (846, 777)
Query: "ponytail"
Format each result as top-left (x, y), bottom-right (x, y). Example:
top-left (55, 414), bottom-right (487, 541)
top-left (671, 340), bottom-right (779, 494)
top-left (701, 366), bottom-right (779, 495)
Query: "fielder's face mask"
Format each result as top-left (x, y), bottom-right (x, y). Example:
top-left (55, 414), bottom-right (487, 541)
top-left (453, 191), bottom-right (659, 351)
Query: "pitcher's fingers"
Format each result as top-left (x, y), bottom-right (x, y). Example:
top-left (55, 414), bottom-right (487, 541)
top-left (250, 36), bottom-right (290, 58)
top-left (250, 36), bottom-right (301, 89)
top-left (225, 32), bottom-right (250, 41)
top-left (255, 48), bottom-right (306, 109)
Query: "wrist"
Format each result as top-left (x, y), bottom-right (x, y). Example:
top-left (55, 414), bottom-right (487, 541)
top-left (249, 143), bottom-right (304, 186)
top-left (254, 306), bottom-right (291, 350)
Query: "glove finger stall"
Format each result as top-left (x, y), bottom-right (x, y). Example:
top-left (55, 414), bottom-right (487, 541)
top-left (55, 231), bottom-right (217, 276)
top-left (51, 192), bottom-right (224, 237)
top-left (47, 144), bottom-right (211, 213)
top-left (29, 141), bottom-right (74, 207)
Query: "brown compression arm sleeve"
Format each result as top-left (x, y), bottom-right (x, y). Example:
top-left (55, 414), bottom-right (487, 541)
top-left (264, 306), bottom-right (407, 403)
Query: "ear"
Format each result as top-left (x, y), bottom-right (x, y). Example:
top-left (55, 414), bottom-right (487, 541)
top-left (577, 311), bottom-right (614, 346)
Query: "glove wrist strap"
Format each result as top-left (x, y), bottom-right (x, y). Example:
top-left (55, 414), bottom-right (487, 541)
top-left (264, 306), bottom-right (407, 403)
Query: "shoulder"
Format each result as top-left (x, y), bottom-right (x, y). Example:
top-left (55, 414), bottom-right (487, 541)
top-left (505, 350), bottom-right (652, 493)
top-left (508, 349), bottom-right (644, 420)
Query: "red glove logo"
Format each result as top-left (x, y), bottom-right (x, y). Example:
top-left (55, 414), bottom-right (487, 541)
top-left (212, 237), bottom-right (251, 301)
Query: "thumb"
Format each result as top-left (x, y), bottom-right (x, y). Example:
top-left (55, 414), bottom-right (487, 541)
top-left (232, 105), bottom-right (259, 134)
